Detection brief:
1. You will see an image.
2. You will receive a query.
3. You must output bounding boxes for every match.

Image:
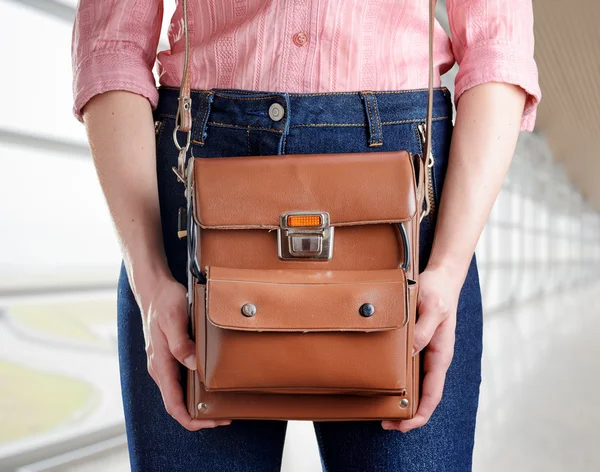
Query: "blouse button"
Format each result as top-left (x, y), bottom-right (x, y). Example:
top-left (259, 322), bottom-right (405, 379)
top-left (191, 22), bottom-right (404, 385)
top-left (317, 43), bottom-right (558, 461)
top-left (292, 32), bottom-right (308, 47)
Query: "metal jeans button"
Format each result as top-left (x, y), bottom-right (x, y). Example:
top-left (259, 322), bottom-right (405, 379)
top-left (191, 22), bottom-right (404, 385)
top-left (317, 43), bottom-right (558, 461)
top-left (269, 102), bottom-right (285, 121)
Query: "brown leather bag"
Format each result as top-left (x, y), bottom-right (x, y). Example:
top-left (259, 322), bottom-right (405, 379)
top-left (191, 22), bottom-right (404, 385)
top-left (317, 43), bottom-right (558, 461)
top-left (170, 0), bottom-right (437, 421)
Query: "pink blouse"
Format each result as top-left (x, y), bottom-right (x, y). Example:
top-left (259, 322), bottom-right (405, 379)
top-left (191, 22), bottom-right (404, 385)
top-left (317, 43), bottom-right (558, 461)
top-left (71, 0), bottom-right (541, 131)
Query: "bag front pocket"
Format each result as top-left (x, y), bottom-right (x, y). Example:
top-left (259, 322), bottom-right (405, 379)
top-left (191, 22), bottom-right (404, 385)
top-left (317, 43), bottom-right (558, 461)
top-left (197, 266), bottom-right (413, 395)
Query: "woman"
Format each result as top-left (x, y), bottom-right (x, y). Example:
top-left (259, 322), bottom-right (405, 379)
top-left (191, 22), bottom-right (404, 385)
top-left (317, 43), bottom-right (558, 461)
top-left (71, 1), bottom-right (540, 470)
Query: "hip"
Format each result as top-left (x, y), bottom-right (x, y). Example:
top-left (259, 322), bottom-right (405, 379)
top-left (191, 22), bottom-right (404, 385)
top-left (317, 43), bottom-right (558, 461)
top-left (152, 85), bottom-right (454, 281)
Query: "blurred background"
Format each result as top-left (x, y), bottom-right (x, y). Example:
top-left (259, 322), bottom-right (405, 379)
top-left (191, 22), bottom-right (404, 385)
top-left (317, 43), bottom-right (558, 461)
top-left (0, 0), bottom-right (599, 470)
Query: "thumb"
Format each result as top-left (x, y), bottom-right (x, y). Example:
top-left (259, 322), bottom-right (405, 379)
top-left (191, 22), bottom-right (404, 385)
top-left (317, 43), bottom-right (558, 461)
top-left (412, 294), bottom-right (448, 355)
top-left (159, 309), bottom-right (197, 370)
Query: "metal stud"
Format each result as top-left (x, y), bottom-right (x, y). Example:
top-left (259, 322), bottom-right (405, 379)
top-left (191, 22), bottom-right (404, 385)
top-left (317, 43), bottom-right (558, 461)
top-left (198, 402), bottom-right (208, 412)
top-left (399, 399), bottom-right (409, 409)
top-left (241, 303), bottom-right (257, 317)
top-left (268, 102), bottom-right (285, 121)
top-left (359, 303), bottom-right (375, 317)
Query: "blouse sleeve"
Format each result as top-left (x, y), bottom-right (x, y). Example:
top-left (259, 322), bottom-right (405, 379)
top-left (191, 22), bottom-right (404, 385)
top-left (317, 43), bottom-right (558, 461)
top-left (71, 0), bottom-right (164, 123)
top-left (446, 0), bottom-right (542, 131)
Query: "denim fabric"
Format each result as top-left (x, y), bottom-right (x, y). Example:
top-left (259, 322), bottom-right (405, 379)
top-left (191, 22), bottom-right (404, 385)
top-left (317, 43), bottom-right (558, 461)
top-left (117, 85), bottom-right (484, 471)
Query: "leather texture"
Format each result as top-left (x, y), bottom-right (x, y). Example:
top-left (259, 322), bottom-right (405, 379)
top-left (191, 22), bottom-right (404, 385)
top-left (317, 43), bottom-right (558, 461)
top-left (187, 275), bottom-right (421, 420)
top-left (192, 151), bottom-right (417, 229)
top-left (185, 146), bottom-right (424, 420)
top-left (180, 0), bottom-right (437, 421)
top-left (202, 267), bottom-right (411, 394)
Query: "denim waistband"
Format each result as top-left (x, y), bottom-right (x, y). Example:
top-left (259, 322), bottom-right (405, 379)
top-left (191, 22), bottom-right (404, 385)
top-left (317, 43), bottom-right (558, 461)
top-left (155, 85), bottom-right (453, 148)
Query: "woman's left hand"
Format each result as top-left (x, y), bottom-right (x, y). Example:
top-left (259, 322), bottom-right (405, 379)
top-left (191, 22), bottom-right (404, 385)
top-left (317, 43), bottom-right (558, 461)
top-left (381, 263), bottom-right (463, 432)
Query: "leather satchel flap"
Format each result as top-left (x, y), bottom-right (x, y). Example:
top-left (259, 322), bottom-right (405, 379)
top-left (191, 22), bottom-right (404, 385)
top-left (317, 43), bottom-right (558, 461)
top-left (206, 266), bottom-right (408, 331)
top-left (193, 151), bottom-right (417, 229)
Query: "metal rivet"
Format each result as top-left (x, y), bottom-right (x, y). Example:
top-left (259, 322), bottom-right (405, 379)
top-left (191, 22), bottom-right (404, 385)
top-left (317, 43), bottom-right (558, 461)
top-left (241, 303), bottom-right (257, 317)
top-left (399, 399), bottom-right (409, 409)
top-left (198, 402), bottom-right (208, 412)
top-left (268, 102), bottom-right (285, 121)
top-left (359, 303), bottom-right (375, 317)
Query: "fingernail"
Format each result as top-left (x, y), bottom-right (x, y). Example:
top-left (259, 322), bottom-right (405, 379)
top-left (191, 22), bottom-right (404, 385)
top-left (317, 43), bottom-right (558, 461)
top-left (183, 354), bottom-right (197, 370)
top-left (412, 348), bottom-right (417, 357)
top-left (382, 422), bottom-right (391, 430)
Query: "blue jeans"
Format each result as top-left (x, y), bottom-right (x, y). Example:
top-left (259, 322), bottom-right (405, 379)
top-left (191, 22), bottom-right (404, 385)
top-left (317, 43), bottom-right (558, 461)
top-left (117, 86), bottom-right (484, 471)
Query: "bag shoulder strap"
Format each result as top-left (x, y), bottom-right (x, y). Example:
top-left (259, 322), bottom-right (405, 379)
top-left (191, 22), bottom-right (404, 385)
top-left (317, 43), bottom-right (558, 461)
top-left (173, 0), bottom-right (436, 190)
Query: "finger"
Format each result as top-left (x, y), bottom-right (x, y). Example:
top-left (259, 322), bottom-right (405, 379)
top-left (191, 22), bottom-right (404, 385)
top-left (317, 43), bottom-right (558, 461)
top-left (396, 364), bottom-right (446, 432)
top-left (381, 420), bottom-right (401, 430)
top-left (156, 359), bottom-right (225, 430)
top-left (397, 322), bottom-right (455, 432)
top-left (382, 320), bottom-right (455, 432)
top-left (158, 304), bottom-right (197, 370)
top-left (412, 295), bottom-right (450, 355)
top-left (150, 331), bottom-right (212, 431)
top-left (381, 361), bottom-right (447, 432)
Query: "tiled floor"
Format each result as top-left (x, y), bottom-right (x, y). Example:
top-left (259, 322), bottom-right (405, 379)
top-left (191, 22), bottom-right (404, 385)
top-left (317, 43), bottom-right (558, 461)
top-left (60, 281), bottom-right (600, 471)
top-left (472, 281), bottom-right (600, 471)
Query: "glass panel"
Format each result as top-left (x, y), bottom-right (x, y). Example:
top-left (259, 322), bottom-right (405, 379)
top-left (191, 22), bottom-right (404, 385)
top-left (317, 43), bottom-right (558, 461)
top-left (0, 142), bottom-right (123, 459)
top-left (0, 142), bottom-right (120, 290)
top-left (0, 2), bottom-right (87, 144)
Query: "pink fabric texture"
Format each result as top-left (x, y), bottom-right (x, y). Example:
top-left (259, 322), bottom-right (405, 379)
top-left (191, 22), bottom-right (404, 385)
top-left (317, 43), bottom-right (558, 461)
top-left (72, 0), bottom-right (541, 130)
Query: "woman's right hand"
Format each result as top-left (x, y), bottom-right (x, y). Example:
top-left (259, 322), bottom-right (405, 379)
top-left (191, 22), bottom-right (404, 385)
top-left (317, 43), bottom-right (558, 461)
top-left (80, 91), bottom-right (229, 431)
top-left (139, 274), bottom-right (232, 431)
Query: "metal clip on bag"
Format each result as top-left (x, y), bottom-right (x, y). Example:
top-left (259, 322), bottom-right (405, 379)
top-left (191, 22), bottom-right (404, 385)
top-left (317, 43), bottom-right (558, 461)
top-left (171, 0), bottom-right (438, 421)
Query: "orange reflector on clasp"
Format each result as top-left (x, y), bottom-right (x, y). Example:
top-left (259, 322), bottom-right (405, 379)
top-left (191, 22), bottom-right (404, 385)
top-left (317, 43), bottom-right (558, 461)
top-left (287, 214), bottom-right (322, 227)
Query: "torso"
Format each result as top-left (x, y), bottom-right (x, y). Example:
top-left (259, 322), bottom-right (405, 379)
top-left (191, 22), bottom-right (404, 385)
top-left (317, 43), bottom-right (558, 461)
top-left (156, 0), bottom-right (454, 92)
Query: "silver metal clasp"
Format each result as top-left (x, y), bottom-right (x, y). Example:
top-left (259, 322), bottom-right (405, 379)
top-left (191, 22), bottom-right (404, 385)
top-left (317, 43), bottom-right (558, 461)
top-left (277, 211), bottom-right (334, 260)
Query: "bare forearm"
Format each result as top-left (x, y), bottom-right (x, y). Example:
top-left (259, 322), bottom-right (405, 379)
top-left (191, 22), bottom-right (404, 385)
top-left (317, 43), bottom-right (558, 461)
top-left (82, 91), bottom-right (170, 307)
top-left (427, 82), bottom-right (527, 285)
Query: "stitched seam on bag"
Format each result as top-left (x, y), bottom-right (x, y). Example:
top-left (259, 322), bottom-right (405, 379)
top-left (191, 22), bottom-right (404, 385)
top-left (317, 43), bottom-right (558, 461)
top-left (205, 272), bottom-right (210, 381)
top-left (205, 385), bottom-right (408, 392)
top-left (196, 218), bottom-right (417, 229)
top-left (209, 279), bottom-right (405, 286)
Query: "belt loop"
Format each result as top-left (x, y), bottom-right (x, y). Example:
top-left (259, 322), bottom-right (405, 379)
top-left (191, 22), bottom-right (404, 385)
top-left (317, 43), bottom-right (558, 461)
top-left (359, 91), bottom-right (384, 147)
top-left (192, 90), bottom-right (215, 146)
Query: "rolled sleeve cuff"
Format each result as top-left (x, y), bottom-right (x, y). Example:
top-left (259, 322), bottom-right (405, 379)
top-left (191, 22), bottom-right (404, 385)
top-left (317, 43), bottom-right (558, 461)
top-left (72, 48), bottom-right (159, 123)
top-left (454, 42), bottom-right (542, 132)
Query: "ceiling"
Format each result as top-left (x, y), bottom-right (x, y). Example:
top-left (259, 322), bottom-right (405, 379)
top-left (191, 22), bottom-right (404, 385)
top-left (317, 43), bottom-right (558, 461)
top-left (532, 0), bottom-right (600, 209)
